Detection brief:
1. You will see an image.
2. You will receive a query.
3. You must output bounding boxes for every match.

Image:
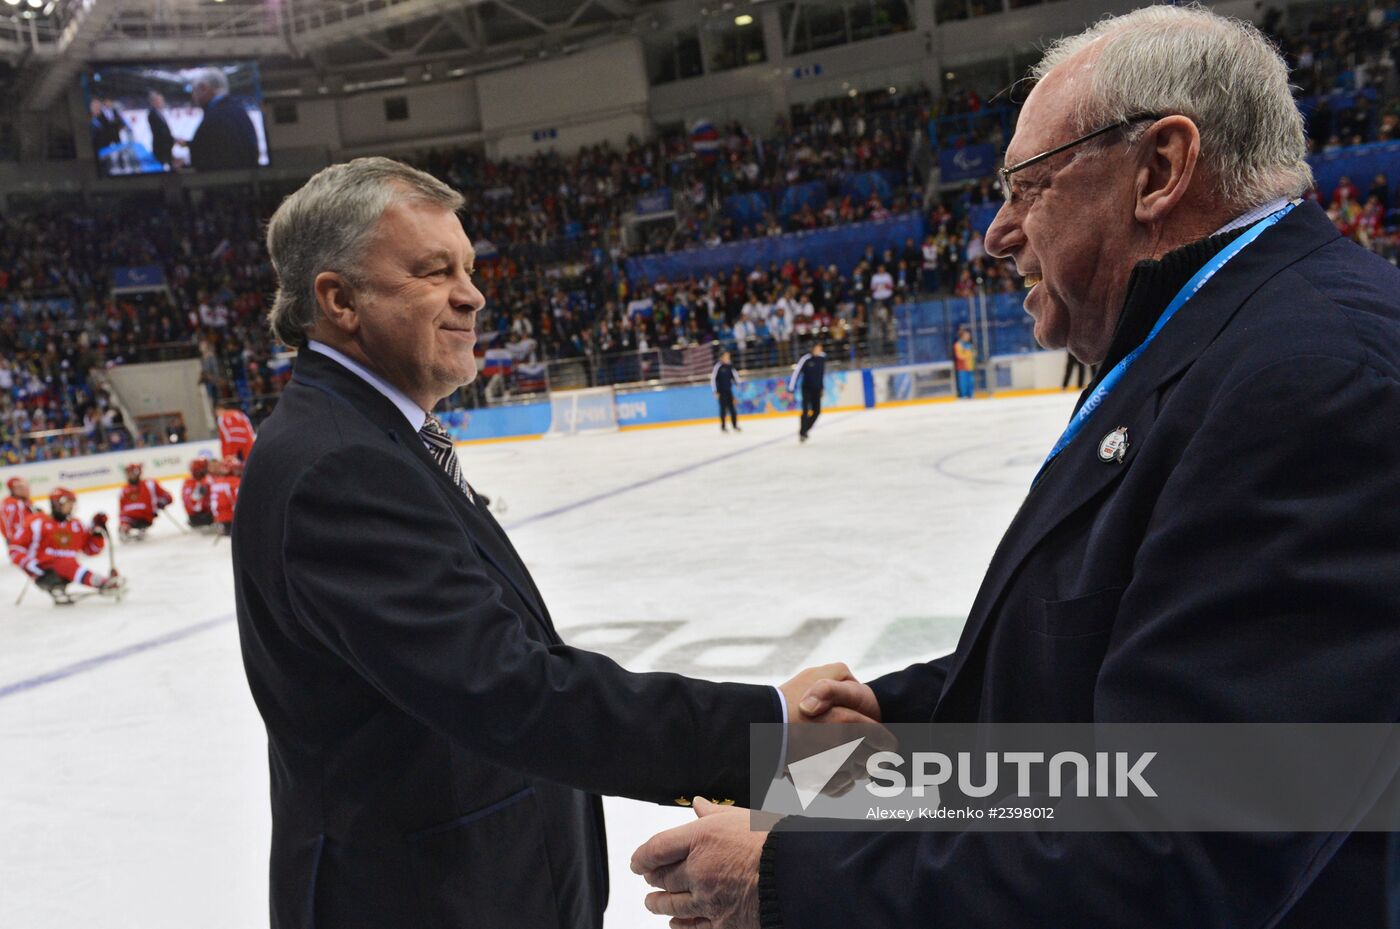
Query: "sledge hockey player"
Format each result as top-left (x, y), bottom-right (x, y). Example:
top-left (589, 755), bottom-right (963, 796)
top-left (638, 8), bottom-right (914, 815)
top-left (118, 462), bottom-right (173, 541)
top-left (182, 458), bottom-right (214, 530)
top-left (216, 400), bottom-right (257, 462)
top-left (209, 456), bottom-right (241, 536)
top-left (3, 476), bottom-right (39, 576)
top-left (26, 487), bottom-right (124, 604)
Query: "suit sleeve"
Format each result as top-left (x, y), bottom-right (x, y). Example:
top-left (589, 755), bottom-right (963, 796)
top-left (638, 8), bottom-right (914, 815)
top-left (761, 354), bottom-right (1400, 928)
top-left (282, 444), bottom-right (781, 807)
top-left (867, 655), bottom-right (954, 723)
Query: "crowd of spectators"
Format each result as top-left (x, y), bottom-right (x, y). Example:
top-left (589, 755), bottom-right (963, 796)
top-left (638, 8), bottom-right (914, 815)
top-left (1265, 3), bottom-right (1400, 151)
top-left (411, 85), bottom-right (934, 265)
top-left (3, 2), bottom-right (1400, 463)
top-left (0, 194), bottom-right (286, 464)
top-left (1317, 171), bottom-right (1398, 258)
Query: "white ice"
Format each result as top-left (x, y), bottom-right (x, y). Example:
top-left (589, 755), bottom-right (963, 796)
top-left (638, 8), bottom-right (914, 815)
top-left (0, 392), bottom-right (1077, 928)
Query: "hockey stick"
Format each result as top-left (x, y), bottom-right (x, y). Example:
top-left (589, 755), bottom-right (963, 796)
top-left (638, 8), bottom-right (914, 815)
top-left (159, 507), bottom-right (190, 534)
top-left (93, 524), bottom-right (126, 602)
top-left (14, 578), bottom-right (29, 606)
top-left (95, 524), bottom-right (117, 577)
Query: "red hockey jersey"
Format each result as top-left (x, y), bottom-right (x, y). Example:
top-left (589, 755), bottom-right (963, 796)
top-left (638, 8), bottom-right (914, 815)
top-left (218, 409), bottom-right (256, 461)
top-left (210, 475), bottom-right (240, 524)
top-left (26, 514), bottom-right (105, 565)
top-left (182, 476), bottom-right (212, 517)
top-left (119, 478), bottom-right (173, 526)
top-left (2, 495), bottom-right (36, 564)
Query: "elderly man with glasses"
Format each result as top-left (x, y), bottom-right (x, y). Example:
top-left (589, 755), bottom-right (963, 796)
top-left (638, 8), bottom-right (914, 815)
top-left (631, 6), bottom-right (1400, 928)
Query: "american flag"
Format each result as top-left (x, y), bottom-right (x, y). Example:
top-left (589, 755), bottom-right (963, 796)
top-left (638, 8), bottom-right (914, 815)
top-left (659, 345), bottom-right (714, 383)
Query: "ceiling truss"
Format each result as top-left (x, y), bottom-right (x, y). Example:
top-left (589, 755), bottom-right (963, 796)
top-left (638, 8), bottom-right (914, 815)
top-left (8, 0), bottom-right (660, 110)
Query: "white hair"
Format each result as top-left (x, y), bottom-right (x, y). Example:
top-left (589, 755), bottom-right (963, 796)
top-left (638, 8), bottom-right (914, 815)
top-left (1032, 3), bottom-right (1312, 209)
top-left (265, 157), bottom-right (465, 347)
top-left (192, 68), bottom-right (230, 97)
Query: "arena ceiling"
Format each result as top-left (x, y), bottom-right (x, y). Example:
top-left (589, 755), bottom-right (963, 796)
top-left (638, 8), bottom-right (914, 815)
top-left (3, 0), bottom-right (676, 109)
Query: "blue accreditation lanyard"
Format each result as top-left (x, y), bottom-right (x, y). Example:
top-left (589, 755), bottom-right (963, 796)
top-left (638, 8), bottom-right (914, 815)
top-left (1033, 201), bottom-right (1296, 487)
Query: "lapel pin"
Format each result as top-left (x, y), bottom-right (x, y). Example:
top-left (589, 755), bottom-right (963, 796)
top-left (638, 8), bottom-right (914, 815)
top-left (1098, 426), bottom-right (1129, 464)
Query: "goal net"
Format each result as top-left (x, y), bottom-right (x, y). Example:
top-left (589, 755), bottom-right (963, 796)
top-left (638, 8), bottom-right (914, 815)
top-left (547, 386), bottom-right (619, 436)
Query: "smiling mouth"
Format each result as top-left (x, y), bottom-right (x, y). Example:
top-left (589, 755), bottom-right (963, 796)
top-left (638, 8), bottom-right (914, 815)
top-left (1023, 274), bottom-right (1042, 289)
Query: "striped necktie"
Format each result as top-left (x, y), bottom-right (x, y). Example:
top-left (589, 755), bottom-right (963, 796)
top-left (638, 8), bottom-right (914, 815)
top-left (419, 414), bottom-right (476, 503)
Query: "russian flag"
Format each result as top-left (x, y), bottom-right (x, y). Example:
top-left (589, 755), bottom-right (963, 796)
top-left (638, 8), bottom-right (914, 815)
top-left (481, 348), bottom-right (514, 377)
top-left (691, 119), bottom-right (720, 164)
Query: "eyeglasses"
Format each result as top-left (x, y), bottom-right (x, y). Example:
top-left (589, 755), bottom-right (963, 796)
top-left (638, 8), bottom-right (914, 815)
top-left (997, 113), bottom-right (1164, 204)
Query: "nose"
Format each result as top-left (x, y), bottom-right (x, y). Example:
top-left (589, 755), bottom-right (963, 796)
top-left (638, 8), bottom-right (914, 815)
top-left (452, 269), bottom-right (486, 316)
top-left (983, 203), bottom-right (1022, 260)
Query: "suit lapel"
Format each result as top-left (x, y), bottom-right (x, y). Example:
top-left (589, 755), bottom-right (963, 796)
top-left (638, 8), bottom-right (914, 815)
top-left (289, 351), bottom-right (552, 631)
top-left (934, 202), bottom-right (1341, 708)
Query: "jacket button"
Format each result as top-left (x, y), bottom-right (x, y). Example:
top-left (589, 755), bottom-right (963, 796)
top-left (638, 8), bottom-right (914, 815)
top-left (675, 796), bottom-right (692, 806)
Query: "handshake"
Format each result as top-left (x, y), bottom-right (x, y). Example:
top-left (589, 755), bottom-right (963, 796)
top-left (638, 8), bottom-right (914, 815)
top-left (631, 662), bottom-right (889, 929)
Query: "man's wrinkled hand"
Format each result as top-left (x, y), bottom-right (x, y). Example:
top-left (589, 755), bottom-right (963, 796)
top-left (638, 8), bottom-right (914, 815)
top-left (630, 798), bottom-right (767, 929)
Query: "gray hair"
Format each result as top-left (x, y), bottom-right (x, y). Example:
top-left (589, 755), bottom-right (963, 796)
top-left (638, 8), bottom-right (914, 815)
top-left (265, 156), bottom-right (464, 347)
top-left (192, 67), bottom-right (230, 97)
top-left (1032, 4), bottom-right (1312, 210)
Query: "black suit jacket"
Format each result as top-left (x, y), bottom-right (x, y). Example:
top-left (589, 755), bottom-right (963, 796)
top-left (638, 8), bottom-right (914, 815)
top-left (189, 96), bottom-right (259, 171)
top-left (761, 202), bottom-right (1400, 927)
top-left (233, 349), bottom-right (780, 929)
top-left (147, 109), bottom-right (173, 167)
top-left (90, 110), bottom-right (123, 151)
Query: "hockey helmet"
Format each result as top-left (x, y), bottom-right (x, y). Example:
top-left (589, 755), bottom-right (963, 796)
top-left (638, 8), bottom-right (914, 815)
top-left (49, 486), bottom-right (76, 516)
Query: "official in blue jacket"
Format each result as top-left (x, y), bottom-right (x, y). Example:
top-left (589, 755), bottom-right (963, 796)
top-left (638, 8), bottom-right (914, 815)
top-left (788, 343), bottom-right (826, 442)
top-left (711, 350), bottom-right (743, 432)
top-left (631, 8), bottom-right (1400, 927)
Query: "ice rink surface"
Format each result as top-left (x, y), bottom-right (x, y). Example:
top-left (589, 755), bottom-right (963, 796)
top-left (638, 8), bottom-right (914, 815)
top-left (0, 391), bottom-right (1076, 928)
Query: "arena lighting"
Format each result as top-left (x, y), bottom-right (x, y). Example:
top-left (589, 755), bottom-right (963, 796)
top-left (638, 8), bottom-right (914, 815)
top-left (41, 1), bottom-right (54, 12)
top-left (734, 13), bottom-right (753, 25)
top-left (24, 0), bottom-right (41, 9)
top-left (2, 0), bottom-right (20, 7)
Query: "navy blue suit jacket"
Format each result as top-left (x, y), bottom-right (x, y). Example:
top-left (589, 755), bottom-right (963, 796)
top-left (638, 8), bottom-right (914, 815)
top-left (189, 96), bottom-right (259, 171)
top-left (762, 202), bottom-right (1400, 927)
top-left (233, 349), bottom-right (780, 929)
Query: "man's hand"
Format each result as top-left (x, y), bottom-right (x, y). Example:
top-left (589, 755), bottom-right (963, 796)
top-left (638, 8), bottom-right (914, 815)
top-left (631, 798), bottom-right (767, 929)
top-left (777, 663), bottom-right (893, 796)
top-left (778, 662), bottom-right (881, 724)
top-left (796, 674), bottom-right (882, 723)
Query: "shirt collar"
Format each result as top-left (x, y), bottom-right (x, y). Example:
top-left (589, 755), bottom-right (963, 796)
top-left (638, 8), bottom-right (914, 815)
top-left (307, 340), bottom-right (427, 433)
top-left (1212, 196), bottom-right (1292, 236)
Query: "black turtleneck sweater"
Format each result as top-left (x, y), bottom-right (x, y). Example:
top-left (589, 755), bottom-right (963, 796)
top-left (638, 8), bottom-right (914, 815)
top-left (1074, 225), bottom-right (1249, 414)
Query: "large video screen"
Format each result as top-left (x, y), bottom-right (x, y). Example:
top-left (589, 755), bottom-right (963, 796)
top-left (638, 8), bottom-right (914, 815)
top-left (82, 62), bottom-right (270, 178)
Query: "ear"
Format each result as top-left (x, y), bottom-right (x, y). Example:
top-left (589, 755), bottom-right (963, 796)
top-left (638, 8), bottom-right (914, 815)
top-left (313, 271), bottom-right (360, 336)
top-left (1134, 115), bottom-right (1202, 224)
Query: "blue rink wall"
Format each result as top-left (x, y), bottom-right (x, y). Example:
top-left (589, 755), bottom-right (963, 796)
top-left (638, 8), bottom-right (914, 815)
top-left (442, 369), bottom-right (879, 442)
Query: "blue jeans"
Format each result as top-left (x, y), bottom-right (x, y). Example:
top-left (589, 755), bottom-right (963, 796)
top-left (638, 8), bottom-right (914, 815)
top-left (956, 369), bottom-right (975, 398)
